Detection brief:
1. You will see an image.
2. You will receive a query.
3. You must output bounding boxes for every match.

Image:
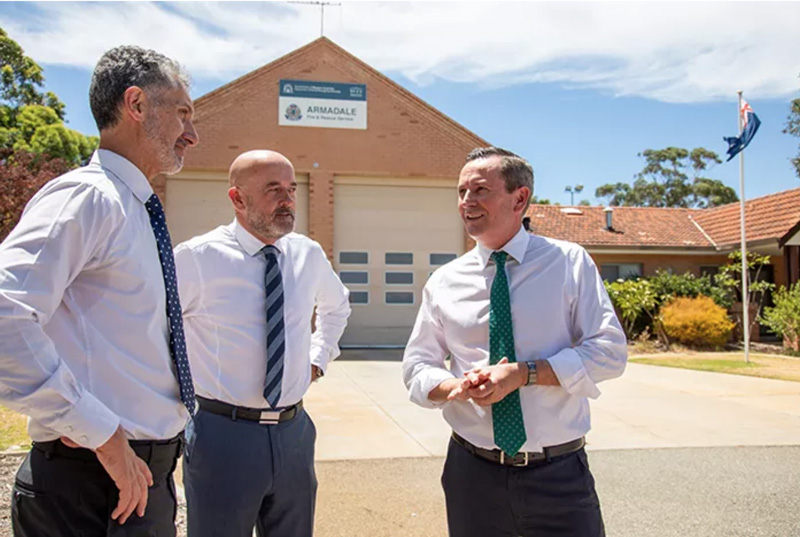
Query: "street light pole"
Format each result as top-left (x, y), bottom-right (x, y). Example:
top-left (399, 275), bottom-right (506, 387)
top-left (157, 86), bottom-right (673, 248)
top-left (564, 184), bottom-right (584, 205)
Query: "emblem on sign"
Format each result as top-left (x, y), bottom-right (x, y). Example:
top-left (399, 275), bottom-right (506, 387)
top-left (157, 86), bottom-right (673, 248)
top-left (285, 104), bottom-right (302, 121)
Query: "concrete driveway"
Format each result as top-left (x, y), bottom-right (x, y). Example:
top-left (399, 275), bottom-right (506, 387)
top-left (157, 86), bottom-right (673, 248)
top-left (305, 356), bottom-right (800, 459)
top-left (307, 355), bottom-right (800, 537)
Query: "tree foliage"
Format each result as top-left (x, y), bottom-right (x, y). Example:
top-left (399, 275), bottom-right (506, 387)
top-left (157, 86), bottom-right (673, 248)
top-left (595, 147), bottom-right (738, 208)
top-left (1, 148), bottom-right (70, 240)
top-left (716, 250), bottom-right (775, 338)
top-left (784, 92), bottom-right (800, 179)
top-left (0, 28), bottom-right (96, 166)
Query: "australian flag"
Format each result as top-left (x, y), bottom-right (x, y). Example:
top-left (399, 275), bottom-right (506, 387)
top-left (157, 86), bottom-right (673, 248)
top-left (724, 99), bottom-right (761, 161)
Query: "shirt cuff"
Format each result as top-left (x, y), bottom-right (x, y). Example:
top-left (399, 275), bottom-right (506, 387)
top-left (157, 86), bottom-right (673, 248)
top-left (310, 346), bottom-right (332, 374)
top-left (54, 390), bottom-right (120, 450)
top-left (546, 348), bottom-right (602, 400)
top-left (410, 368), bottom-right (456, 409)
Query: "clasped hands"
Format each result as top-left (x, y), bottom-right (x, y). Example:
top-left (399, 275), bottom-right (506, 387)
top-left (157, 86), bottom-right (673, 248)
top-left (445, 357), bottom-right (527, 406)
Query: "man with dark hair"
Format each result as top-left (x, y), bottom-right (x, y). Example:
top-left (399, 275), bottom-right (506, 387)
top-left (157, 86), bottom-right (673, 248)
top-left (403, 147), bottom-right (627, 536)
top-left (0, 45), bottom-right (198, 536)
top-left (175, 150), bottom-right (350, 537)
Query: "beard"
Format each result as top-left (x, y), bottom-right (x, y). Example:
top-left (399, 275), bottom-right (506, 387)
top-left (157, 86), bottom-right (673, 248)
top-left (143, 112), bottom-right (183, 175)
top-left (247, 207), bottom-right (295, 239)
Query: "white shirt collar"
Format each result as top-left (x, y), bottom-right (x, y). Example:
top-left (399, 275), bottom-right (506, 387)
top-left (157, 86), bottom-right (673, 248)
top-left (91, 149), bottom-right (153, 204)
top-left (475, 226), bottom-right (530, 269)
top-left (232, 218), bottom-right (287, 257)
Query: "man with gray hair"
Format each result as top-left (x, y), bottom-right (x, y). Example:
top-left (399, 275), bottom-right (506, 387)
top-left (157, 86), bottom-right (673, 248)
top-left (0, 45), bottom-right (198, 535)
top-left (403, 147), bottom-right (627, 536)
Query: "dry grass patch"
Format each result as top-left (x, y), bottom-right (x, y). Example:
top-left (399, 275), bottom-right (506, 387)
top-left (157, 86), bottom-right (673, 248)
top-left (0, 406), bottom-right (30, 451)
top-left (630, 352), bottom-right (800, 382)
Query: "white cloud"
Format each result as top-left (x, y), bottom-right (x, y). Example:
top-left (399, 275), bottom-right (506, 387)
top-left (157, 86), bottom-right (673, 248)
top-left (3, 1), bottom-right (799, 103)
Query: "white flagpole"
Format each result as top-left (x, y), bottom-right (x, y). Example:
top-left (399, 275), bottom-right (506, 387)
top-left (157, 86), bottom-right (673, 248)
top-left (737, 90), bottom-right (750, 363)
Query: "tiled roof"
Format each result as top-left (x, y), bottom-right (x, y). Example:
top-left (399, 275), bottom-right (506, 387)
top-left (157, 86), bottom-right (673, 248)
top-left (525, 187), bottom-right (800, 249)
top-left (692, 187), bottom-right (800, 247)
top-left (524, 205), bottom-right (709, 248)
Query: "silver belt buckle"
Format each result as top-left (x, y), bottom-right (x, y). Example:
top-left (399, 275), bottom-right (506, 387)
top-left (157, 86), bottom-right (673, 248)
top-left (258, 410), bottom-right (281, 424)
top-left (499, 451), bottom-right (530, 466)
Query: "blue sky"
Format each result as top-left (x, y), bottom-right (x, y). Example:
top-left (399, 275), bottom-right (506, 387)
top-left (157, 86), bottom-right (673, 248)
top-left (3, 1), bottom-right (799, 205)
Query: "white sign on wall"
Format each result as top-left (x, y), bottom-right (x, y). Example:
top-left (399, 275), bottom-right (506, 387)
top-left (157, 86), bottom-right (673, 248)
top-left (279, 79), bottom-right (367, 130)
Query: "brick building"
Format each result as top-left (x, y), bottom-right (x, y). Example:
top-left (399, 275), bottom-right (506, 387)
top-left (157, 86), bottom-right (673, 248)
top-left (526, 188), bottom-right (800, 339)
top-left (161, 37), bottom-right (485, 346)
top-left (160, 37), bottom-right (800, 347)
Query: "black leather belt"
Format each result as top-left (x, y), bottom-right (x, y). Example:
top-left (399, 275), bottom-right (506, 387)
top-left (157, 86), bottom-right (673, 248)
top-left (34, 434), bottom-right (182, 464)
top-left (452, 432), bottom-right (585, 467)
top-left (197, 396), bottom-right (303, 425)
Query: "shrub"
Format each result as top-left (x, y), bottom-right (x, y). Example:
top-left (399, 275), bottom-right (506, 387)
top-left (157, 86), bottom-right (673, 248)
top-left (761, 283), bottom-right (800, 350)
top-left (650, 269), bottom-right (731, 309)
top-left (661, 296), bottom-right (734, 348)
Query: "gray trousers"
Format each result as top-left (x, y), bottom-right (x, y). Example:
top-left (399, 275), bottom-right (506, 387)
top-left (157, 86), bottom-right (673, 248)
top-left (183, 406), bottom-right (317, 537)
top-left (442, 437), bottom-right (605, 537)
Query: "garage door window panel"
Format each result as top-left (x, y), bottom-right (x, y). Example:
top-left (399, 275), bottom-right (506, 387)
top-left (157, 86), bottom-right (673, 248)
top-left (340, 252), bottom-right (369, 265)
top-left (385, 272), bottom-right (413, 285)
top-left (349, 291), bottom-right (369, 305)
top-left (385, 292), bottom-right (414, 305)
top-left (340, 271), bottom-right (369, 285)
top-left (430, 253), bottom-right (457, 265)
top-left (385, 253), bottom-right (413, 265)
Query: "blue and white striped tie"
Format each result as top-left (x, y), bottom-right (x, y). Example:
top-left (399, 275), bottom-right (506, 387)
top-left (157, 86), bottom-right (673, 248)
top-left (262, 245), bottom-right (285, 408)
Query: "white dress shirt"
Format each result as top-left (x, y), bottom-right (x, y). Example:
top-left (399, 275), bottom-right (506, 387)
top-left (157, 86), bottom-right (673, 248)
top-left (403, 226), bottom-right (627, 452)
top-left (174, 220), bottom-right (351, 409)
top-left (0, 150), bottom-right (189, 449)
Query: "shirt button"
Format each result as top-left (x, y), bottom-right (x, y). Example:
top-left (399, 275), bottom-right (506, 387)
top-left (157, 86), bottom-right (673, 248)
top-left (65, 425), bottom-right (73, 432)
top-left (80, 435), bottom-right (89, 444)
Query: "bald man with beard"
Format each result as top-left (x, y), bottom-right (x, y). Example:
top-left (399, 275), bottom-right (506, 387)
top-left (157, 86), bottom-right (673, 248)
top-left (174, 150), bottom-right (351, 537)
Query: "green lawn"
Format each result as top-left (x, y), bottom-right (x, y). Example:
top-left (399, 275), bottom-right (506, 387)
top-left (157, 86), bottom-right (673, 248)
top-left (630, 352), bottom-right (800, 382)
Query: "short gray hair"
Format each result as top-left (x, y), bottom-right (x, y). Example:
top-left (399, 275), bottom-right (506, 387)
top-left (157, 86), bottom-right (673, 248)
top-left (465, 147), bottom-right (534, 212)
top-left (89, 45), bottom-right (190, 131)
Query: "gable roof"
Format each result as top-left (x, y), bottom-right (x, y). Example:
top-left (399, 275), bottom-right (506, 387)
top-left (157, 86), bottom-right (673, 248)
top-left (180, 37), bottom-right (489, 175)
top-left (692, 187), bottom-right (800, 247)
top-left (525, 205), bottom-right (709, 249)
top-left (525, 187), bottom-right (800, 250)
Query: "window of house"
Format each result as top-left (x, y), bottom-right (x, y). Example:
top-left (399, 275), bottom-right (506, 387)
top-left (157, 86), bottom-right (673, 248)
top-left (339, 252), bottom-right (368, 265)
top-left (700, 266), bottom-right (719, 277)
top-left (600, 263), bottom-right (643, 282)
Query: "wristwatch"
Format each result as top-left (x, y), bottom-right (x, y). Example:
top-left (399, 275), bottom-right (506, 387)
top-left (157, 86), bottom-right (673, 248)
top-left (524, 361), bottom-right (537, 386)
top-left (311, 365), bottom-right (324, 381)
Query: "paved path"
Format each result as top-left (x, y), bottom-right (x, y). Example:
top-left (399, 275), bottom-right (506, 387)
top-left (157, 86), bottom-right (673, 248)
top-left (315, 446), bottom-right (800, 537)
top-left (168, 356), bottom-right (800, 536)
top-left (306, 358), bottom-right (800, 460)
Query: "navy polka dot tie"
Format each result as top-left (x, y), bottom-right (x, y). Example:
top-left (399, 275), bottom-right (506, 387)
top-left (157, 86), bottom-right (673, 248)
top-left (145, 194), bottom-right (196, 415)
top-left (262, 245), bottom-right (285, 408)
top-left (490, 251), bottom-right (527, 456)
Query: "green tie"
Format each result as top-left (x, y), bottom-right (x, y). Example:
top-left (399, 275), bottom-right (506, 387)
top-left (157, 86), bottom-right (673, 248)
top-left (489, 251), bottom-right (527, 456)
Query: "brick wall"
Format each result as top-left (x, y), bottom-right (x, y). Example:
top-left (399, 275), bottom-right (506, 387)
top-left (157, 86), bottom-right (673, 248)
top-left (177, 39), bottom-right (487, 257)
top-left (589, 253), bottom-right (731, 277)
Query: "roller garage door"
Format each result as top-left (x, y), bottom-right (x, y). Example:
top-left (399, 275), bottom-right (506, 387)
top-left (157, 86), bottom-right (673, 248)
top-left (334, 176), bottom-right (464, 346)
top-left (166, 171), bottom-right (309, 245)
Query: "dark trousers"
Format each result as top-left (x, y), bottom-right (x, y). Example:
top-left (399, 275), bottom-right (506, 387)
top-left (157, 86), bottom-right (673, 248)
top-left (442, 437), bottom-right (605, 537)
top-left (183, 406), bottom-right (317, 537)
top-left (12, 437), bottom-right (182, 537)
